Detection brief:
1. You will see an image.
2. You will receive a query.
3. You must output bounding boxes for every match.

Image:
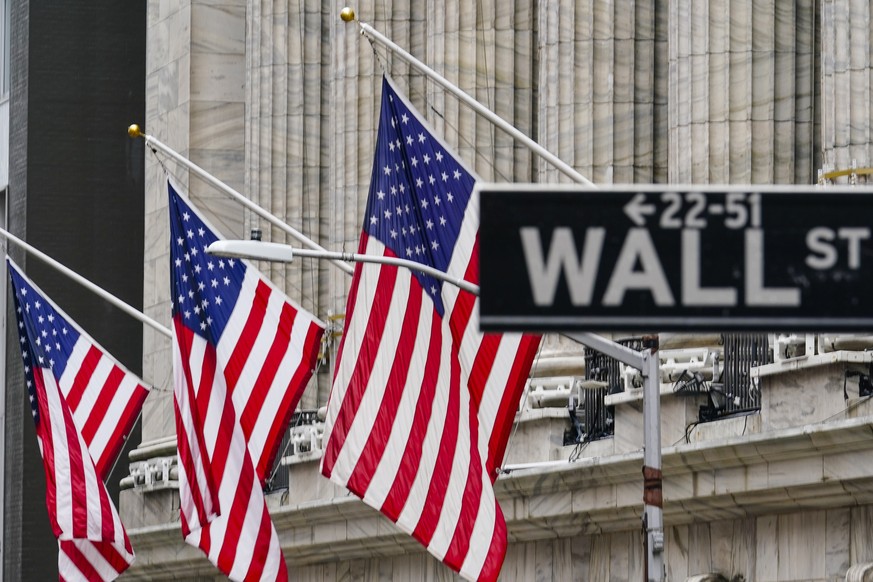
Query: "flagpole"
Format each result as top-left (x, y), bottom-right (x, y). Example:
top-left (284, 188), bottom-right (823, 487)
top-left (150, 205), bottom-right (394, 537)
top-left (340, 9), bottom-right (596, 188)
top-left (0, 227), bottom-right (172, 339)
top-left (127, 124), bottom-right (356, 276)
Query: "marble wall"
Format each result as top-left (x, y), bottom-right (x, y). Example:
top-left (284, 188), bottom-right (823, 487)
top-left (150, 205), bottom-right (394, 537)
top-left (132, 0), bottom-right (873, 579)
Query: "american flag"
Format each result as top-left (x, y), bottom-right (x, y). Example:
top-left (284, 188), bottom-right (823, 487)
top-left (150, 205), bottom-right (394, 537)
top-left (7, 258), bottom-right (148, 581)
top-left (168, 180), bottom-right (325, 581)
top-left (321, 76), bottom-right (540, 581)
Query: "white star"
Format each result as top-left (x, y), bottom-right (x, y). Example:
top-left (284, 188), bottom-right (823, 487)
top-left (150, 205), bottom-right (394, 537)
top-left (218, 260), bottom-right (225, 269)
top-left (187, 229), bottom-right (194, 239)
top-left (190, 247), bottom-right (199, 257)
top-left (175, 258), bottom-right (182, 267)
top-left (440, 216), bottom-right (447, 226)
top-left (211, 279), bottom-right (218, 288)
top-left (453, 169), bottom-right (462, 180)
top-left (411, 157), bottom-right (418, 168)
top-left (47, 314), bottom-right (54, 322)
top-left (426, 219), bottom-right (434, 230)
top-left (182, 274), bottom-right (189, 283)
top-left (429, 175), bottom-right (436, 185)
top-left (406, 135), bottom-right (414, 146)
top-left (20, 288), bottom-right (27, 296)
top-left (406, 247), bottom-right (413, 257)
top-left (421, 198), bottom-right (429, 209)
top-left (383, 165), bottom-right (392, 176)
top-left (388, 141), bottom-right (396, 152)
top-left (177, 237), bottom-right (184, 246)
top-left (436, 151), bottom-right (444, 162)
top-left (441, 172), bottom-right (448, 182)
top-left (390, 229), bottom-right (398, 239)
top-left (435, 196), bottom-right (442, 206)
top-left (418, 132), bottom-right (426, 143)
top-left (197, 281), bottom-right (205, 291)
top-left (200, 322), bottom-right (207, 331)
top-left (370, 215), bottom-right (378, 225)
top-left (207, 261), bottom-right (214, 271)
top-left (416, 178), bottom-right (424, 188)
top-left (194, 306), bottom-right (201, 315)
top-left (198, 228), bottom-right (205, 236)
top-left (182, 211), bottom-right (190, 221)
top-left (447, 192), bottom-right (454, 203)
top-left (184, 310), bottom-right (191, 319)
top-left (391, 185), bottom-right (397, 196)
top-left (194, 265), bottom-right (202, 274)
top-left (178, 294), bottom-right (185, 304)
top-left (431, 240), bottom-right (440, 251)
top-left (377, 190), bottom-right (385, 200)
top-left (215, 296), bottom-right (223, 306)
top-left (423, 153), bottom-right (431, 164)
top-left (431, 285), bottom-right (437, 295)
top-left (223, 277), bottom-right (231, 285)
top-left (384, 209), bottom-right (392, 219)
top-left (396, 205), bottom-right (402, 216)
top-left (35, 301), bottom-right (41, 310)
top-left (401, 113), bottom-right (409, 124)
top-left (228, 259), bottom-right (236, 267)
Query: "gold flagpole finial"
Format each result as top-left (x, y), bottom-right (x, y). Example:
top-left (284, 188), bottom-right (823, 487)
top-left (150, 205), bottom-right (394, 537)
top-left (127, 124), bottom-right (143, 139)
top-left (340, 7), bottom-right (356, 22)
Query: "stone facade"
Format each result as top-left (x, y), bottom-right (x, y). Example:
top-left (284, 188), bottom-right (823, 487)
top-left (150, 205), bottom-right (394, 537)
top-left (126, 0), bottom-right (873, 580)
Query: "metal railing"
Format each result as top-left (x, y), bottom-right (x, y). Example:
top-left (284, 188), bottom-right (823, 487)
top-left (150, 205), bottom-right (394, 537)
top-left (264, 409), bottom-right (320, 492)
top-left (571, 337), bottom-right (644, 443)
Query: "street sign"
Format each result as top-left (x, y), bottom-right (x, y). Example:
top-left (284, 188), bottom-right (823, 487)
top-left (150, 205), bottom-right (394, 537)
top-left (478, 184), bottom-right (873, 332)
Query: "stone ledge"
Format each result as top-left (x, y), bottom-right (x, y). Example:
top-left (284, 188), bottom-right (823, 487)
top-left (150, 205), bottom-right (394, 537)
top-left (123, 415), bottom-right (873, 575)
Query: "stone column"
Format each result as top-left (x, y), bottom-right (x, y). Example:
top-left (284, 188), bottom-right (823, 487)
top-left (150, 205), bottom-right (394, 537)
top-left (246, 0), bottom-right (332, 408)
top-left (821, 0), bottom-right (872, 175)
top-left (668, 0), bottom-right (817, 184)
top-left (537, 0), bottom-right (665, 184)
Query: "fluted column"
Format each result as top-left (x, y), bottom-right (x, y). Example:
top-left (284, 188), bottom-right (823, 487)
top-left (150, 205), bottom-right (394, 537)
top-left (821, 0), bottom-right (872, 175)
top-left (537, 0), bottom-right (665, 184)
top-left (668, 0), bottom-right (817, 184)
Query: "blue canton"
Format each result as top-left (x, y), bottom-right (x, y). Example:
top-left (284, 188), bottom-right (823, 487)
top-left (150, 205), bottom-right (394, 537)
top-left (366, 77), bottom-right (475, 316)
top-left (168, 183), bottom-right (247, 344)
top-left (8, 262), bottom-right (82, 422)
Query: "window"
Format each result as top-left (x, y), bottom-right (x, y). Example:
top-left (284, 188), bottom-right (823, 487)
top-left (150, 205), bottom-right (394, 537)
top-left (0, 0), bottom-right (9, 99)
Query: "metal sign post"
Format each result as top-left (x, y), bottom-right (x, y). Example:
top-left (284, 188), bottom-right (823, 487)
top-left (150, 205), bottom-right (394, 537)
top-left (566, 332), bottom-right (664, 582)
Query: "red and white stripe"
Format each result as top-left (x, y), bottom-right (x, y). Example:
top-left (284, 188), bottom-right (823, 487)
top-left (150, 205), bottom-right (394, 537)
top-left (59, 339), bottom-right (149, 480)
top-left (35, 366), bottom-right (134, 582)
top-left (322, 196), bottom-right (540, 581)
top-left (174, 268), bottom-right (324, 581)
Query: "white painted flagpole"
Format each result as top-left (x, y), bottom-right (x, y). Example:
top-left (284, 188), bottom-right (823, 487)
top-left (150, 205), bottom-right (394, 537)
top-left (127, 124), bottom-right (355, 276)
top-left (340, 10), bottom-right (596, 188)
top-left (0, 227), bottom-right (172, 338)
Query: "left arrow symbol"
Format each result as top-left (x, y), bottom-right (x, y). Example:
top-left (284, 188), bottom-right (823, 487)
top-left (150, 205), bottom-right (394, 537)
top-left (623, 193), bottom-right (656, 226)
